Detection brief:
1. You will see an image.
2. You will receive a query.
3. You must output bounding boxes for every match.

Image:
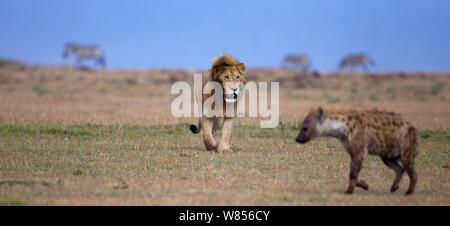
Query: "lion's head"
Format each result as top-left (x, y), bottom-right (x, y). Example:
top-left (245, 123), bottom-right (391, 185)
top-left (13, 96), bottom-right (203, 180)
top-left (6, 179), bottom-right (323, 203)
top-left (211, 54), bottom-right (246, 104)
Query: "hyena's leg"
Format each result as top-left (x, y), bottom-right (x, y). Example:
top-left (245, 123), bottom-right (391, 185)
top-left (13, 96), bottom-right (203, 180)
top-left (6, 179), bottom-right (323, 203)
top-left (202, 118), bottom-right (217, 151)
top-left (402, 161), bottom-right (417, 196)
top-left (401, 127), bottom-right (419, 196)
top-left (401, 154), bottom-right (417, 196)
top-left (356, 180), bottom-right (369, 190)
top-left (212, 117), bottom-right (223, 136)
top-left (381, 157), bottom-right (405, 193)
top-left (345, 153), bottom-right (364, 194)
top-left (217, 118), bottom-right (234, 153)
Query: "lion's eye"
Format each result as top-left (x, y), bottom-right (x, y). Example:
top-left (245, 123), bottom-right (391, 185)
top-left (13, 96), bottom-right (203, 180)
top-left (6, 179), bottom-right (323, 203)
top-left (225, 76), bottom-right (229, 81)
top-left (236, 76), bottom-right (240, 79)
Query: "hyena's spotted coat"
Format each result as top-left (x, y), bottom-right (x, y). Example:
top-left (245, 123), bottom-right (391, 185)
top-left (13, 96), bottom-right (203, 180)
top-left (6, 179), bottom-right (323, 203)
top-left (296, 107), bottom-right (419, 195)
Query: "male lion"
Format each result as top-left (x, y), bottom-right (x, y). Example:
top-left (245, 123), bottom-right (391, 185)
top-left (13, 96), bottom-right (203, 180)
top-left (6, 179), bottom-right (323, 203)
top-left (189, 54), bottom-right (246, 153)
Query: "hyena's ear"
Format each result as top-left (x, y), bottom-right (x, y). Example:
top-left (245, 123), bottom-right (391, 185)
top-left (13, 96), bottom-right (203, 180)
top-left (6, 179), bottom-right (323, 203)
top-left (236, 63), bottom-right (246, 74)
top-left (317, 107), bottom-right (326, 123)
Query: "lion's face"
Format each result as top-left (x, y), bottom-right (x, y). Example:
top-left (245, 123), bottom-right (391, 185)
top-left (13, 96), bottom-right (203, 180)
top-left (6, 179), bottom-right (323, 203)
top-left (214, 64), bottom-right (246, 104)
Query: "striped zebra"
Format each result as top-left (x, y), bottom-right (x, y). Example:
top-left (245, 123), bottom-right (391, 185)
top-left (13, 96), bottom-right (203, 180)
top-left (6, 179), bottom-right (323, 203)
top-left (281, 54), bottom-right (310, 71)
top-left (338, 53), bottom-right (375, 72)
top-left (63, 42), bottom-right (106, 69)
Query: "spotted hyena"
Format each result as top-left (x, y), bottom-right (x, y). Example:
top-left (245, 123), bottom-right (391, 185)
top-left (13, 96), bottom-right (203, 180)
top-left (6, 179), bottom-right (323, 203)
top-left (295, 107), bottom-right (419, 195)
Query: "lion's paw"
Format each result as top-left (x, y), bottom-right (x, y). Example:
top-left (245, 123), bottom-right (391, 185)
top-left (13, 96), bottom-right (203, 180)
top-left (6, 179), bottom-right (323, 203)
top-left (217, 147), bottom-right (233, 153)
top-left (204, 142), bottom-right (217, 152)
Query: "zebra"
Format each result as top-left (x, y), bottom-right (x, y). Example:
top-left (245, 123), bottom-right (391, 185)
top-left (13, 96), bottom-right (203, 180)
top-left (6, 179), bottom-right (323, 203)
top-left (338, 53), bottom-right (375, 72)
top-left (63, 42), bottom-right (106, 69)
top-left (281, 54), bottom-right (310, 72)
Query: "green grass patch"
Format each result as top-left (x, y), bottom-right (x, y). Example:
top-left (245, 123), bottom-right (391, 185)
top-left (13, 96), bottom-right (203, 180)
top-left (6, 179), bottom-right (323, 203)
top-left (32, 85), bottom-right (49, 96)
top-left (420, 129), bottom-right (449, 142)
top-left (0, 180), bottom-right (50, 187)
top-left (73, 169), bottom-right (84, 176)
top-left (385, 87), bottom-right (395, 93)
top-left (1, 123), bottom-right (446, 143)
top-left (369, 94), bottom-right (379, 101)
top-left (416, 96), bottom-right (428, 102)
top-left (307, 194), bottom-right (329, 203)
top-left (0, 124), bottom-right (93, 136)
top-left (431, 82), bottom-right (444, 96)
top-left (265, 194), bottom-right (294, 202)
top-left (0, 197), bottom-right (27, 206)
top-left (323, 94), bottom-right (340, 104)
top-left (0, 180), bottom-right (36, 186)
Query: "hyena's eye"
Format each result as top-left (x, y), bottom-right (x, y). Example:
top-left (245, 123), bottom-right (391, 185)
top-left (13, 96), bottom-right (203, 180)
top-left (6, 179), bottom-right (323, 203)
top-left (302, 127), bottom-right (308, 132)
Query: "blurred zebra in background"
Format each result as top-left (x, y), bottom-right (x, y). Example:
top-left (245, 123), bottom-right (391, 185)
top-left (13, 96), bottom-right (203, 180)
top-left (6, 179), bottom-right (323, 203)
top-left (339, 53), bottom-right (375, 72)
top-left (281, 54), bottom-right (310, 72)
top-left (63, 42), bottom-right (106, 69)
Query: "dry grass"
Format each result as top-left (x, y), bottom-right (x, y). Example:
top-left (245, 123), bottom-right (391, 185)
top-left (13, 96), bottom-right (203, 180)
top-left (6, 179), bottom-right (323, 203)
top-left (0, 63), bottom-right (449, 205)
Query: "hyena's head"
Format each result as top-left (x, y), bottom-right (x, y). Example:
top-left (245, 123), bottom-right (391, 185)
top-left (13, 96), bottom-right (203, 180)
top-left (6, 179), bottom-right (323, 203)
top-left (296, 107), bottom-right (326, 144)
top-left (211, 54), bottom-right (246, 104)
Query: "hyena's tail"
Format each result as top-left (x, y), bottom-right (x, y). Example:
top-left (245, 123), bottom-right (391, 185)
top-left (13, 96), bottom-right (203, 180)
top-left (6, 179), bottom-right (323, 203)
top-left (401, 126), bottom-right (419, 163)
top-left (189, 121), bottom-right (201, 134)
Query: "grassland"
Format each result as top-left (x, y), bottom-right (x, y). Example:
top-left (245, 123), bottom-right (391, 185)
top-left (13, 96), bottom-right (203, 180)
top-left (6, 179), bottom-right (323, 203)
top-left (0, 123), bottom-right (448, 205)
top-left (0, 60), bottom-right (449, 205)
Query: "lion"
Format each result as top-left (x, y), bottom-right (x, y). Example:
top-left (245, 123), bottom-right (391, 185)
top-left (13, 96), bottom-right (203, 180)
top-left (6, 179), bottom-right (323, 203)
top-left (189, 53), bottom-right (246, 153)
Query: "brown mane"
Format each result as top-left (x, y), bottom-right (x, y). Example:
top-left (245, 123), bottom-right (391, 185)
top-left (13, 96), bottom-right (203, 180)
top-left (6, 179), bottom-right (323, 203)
top-left (211, 53), bottom-right (246, 80)
top-left (212, 53), bottom-right (240, 68)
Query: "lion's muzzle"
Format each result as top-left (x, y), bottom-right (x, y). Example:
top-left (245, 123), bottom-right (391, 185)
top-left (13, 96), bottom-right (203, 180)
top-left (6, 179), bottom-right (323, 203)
top-left (224, 88), bottom-right (239, 103)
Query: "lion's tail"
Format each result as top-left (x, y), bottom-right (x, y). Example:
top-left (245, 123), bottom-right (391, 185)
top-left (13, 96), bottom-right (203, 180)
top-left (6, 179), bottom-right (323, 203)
top-left (189, 121), bottom-right (201, 134)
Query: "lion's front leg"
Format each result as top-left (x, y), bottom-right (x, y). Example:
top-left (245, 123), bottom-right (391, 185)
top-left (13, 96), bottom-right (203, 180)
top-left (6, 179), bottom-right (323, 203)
top-left (212, 117), bottom-right (223, 136)
top-left (217, 117), bottom-right (234, 153)
top-left (202, 118), bottom-right (217, 151)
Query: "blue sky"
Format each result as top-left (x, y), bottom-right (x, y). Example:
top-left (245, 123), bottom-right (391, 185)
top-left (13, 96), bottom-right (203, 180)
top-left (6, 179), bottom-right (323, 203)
top-left (0, 0), bottom-right (449, 71)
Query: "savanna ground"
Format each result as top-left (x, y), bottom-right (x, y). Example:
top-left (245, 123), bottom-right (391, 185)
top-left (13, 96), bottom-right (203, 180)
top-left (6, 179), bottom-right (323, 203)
top-left (0, 59), bottom-right (449, 205)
